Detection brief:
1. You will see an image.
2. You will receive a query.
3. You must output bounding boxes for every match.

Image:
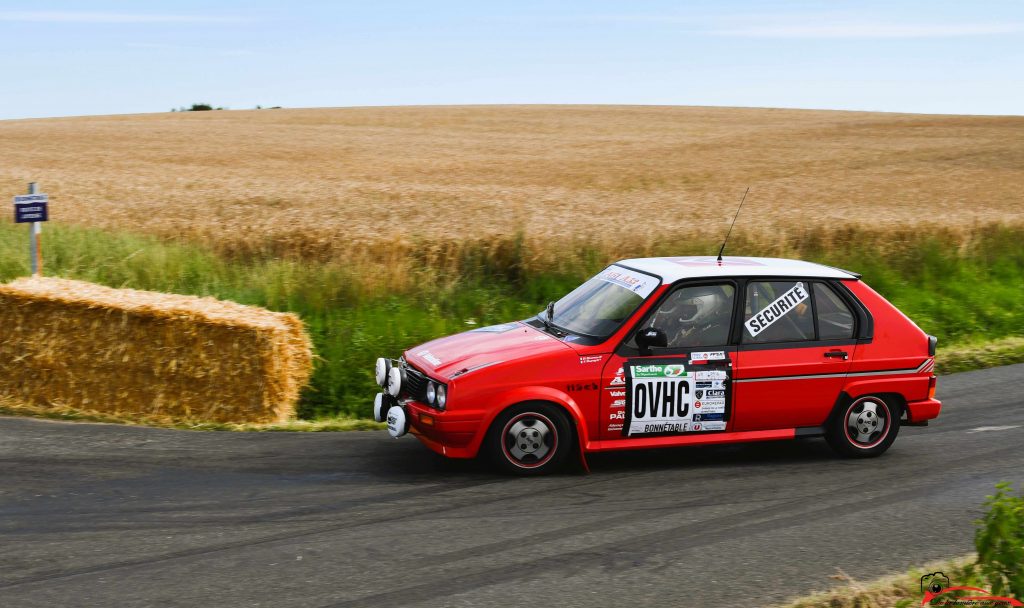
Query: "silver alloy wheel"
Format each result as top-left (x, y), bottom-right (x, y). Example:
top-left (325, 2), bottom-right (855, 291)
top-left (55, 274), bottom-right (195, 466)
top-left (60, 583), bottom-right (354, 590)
top-left (503, 414), bottom-right (555, 467)
top-left (846, 398), bottom-right (888, 447)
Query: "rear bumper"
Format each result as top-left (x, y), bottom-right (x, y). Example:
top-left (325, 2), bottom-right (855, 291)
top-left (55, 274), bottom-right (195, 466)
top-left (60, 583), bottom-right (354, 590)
top-left (905, 397), bottom-right (942, 423)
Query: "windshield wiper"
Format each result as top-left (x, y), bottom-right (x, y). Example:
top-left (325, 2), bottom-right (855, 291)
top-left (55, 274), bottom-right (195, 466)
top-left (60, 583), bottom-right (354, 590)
top-left (538, 301), bottom-right (567, 337)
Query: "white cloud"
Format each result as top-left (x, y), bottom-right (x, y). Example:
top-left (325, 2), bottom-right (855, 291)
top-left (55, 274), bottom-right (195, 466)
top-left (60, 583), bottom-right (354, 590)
top-left (0, 11), bottom-right (243, 24)
top-left (711, 23), bottom-right (1024, 39)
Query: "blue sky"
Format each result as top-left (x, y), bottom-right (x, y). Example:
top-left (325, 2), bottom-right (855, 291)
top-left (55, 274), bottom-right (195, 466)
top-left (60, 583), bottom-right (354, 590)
top-left (1, 0), bottom-right (1022, 119)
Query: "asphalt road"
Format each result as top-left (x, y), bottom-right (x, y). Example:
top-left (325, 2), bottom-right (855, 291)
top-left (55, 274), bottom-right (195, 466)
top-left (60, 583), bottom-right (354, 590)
top-left (1, 365), bottom-right (1022, 608)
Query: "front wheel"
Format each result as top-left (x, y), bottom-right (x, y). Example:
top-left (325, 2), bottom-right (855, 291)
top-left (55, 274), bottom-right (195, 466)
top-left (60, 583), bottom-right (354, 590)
top-left (826, 395), bottom-right (901, 458)
top-left (485, 403), bottom-right (573, 475)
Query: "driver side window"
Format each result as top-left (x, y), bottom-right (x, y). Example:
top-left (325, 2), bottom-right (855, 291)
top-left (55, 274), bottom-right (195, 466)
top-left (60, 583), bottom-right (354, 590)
top-left (643, 283), bottom-right (736, 348)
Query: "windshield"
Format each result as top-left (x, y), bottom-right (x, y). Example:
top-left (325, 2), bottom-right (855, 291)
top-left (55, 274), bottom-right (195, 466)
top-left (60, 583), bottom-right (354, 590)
top-left (548, 265), bottom-right (661, 338)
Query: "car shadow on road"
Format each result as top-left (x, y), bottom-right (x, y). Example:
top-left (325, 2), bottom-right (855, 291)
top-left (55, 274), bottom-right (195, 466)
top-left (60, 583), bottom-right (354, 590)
top-left (584, 437), bottom-right (839, 474)
top-left (367, 436), bottom-right (841, 479)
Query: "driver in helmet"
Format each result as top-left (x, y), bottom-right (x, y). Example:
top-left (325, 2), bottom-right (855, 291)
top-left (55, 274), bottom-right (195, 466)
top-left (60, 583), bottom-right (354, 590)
top-left (655, 285), bottom-right (733, 347)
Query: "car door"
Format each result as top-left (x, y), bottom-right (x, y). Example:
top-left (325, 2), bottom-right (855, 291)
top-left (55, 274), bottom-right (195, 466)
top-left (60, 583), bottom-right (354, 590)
top-left (733, 279), bottom-right (857, 431)
top-left (600, 281), bottom-right (739, 439)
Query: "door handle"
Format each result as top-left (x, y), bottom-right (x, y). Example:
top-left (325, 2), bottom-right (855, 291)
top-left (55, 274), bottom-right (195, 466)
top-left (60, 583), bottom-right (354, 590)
top-left (824, 351), bottom-right (849, 360)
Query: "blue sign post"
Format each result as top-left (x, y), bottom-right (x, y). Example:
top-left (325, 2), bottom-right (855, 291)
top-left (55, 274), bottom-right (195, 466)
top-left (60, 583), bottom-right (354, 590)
top-left (12, 184), bottom-right (47, 276)
top-left (13, 194), bottom-right (48, 223)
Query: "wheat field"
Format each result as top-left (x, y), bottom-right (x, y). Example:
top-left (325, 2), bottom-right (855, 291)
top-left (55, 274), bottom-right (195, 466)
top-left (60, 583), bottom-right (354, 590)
top-left (1, 105), bottom-right (1022, 261)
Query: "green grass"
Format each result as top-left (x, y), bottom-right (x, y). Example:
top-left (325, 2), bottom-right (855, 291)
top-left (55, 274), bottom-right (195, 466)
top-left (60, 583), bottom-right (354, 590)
top-left (778, 555), bottom-right (979, 608)
top-left (2, 222), bottom-right (1022, 420)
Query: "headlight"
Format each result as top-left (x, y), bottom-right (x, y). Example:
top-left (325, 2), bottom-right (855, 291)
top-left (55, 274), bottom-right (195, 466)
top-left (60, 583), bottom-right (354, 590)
top-left (374, 358), bottom-right (390, 387)
top-left (387, 367), bottom-right (403, 397)
top-left (436, 384), bottom-right (447, 409)
top-left (426, 382), bottom-right (436, 405)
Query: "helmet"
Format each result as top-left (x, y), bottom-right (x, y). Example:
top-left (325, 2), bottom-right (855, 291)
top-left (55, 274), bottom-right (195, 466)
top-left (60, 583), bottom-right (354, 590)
top-left (675, 286), bottom-right (728, 324)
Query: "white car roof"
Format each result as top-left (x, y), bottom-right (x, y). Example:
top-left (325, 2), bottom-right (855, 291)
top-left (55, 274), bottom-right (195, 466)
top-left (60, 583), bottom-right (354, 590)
top-left (615, 256), bottom-right (858, 283)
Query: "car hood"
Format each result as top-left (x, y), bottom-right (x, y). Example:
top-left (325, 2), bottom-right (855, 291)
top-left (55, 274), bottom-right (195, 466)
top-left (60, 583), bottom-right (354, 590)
top-left (403, 322), bottom-right (572, 379)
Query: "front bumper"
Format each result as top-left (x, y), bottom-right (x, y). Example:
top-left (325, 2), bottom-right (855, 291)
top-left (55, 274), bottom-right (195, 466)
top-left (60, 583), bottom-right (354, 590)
top-left (394, 399), bottom-right (486, 459)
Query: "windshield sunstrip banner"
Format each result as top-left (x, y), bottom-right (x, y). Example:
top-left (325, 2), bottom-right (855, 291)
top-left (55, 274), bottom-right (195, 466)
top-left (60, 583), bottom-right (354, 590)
top-left (623, 358), bottom-right (731, 437)
top-left (598, 265), bottom-right (660, 299)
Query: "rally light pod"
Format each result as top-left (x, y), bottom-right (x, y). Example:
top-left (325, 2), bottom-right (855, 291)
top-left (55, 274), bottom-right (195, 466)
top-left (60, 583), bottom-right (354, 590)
top-left (374, 358), bottom-right (391, 387)
top-left (387, 367), bottom-right (403, 397)
top-left (373, 393), bottom-right (386, 423)
top-left (386, 406), bottom-right (408, 438)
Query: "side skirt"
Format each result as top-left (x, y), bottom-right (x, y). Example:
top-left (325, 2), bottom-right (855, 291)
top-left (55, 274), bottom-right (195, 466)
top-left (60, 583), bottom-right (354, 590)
top-left (585, 427), bottom-right (824, 453)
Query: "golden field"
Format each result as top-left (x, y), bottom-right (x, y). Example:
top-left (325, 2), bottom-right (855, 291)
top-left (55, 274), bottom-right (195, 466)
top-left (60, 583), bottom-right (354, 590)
top-left (1, 105), bottom-right (1022, 263)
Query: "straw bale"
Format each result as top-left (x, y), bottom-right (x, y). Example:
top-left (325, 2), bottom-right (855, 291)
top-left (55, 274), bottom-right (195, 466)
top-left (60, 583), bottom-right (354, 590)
top-left (0, 277), bottom-right (312, 423)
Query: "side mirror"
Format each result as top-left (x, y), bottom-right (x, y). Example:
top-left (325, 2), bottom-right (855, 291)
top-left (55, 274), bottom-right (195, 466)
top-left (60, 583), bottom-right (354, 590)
top-left (636, 326), bottom-right (668, 355)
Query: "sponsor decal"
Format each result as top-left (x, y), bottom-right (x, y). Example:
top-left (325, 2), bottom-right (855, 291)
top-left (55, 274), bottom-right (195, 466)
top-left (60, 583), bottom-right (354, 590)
top-left (695, 370), bottom-right (728, 380)
top-left (916, 571), bottom-right (1022, 606)
top-left (623, 359), bottom-right (731, 436)
top-left (695, 389), bottom-right (703, 399)
top-left (566, 382), bottom-right (599, 392)
top-left (607, 423), bottom-right (624, 432)
top-left (664, 256), bottom-right (765, 267)
top-left (610, 399), bottom-right (625, 408)
top-left (693, 413), bottom-right (724, 422)
top-left (744, 282), bottom-right (809, 337)
top-left (470, 323), bottom-right (519, 333)
top-left (609, 367), bottom-right (626, 386)
top-left (579, 355), bottom-right (604, 364)
top-left (705, 389), bottom-right (726, 398)
top-left (609, 390), bottom-right (625, 398)
top-left (415, 350), bottom-right (442, 367)
top-left (633, 363), bottom-right (687, 378)
top-left (697, 421), bottom-right (727, 431)
top-left (597, 265), bottom-right (660, 298)
top-left (610, 411), bottom-right (625, 420)
top-left (691, 351), bottom-right (726, 361)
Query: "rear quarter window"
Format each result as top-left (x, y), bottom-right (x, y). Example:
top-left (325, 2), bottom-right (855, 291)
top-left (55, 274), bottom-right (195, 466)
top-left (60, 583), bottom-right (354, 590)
top-left (814, 282), bottom-right (856, 340)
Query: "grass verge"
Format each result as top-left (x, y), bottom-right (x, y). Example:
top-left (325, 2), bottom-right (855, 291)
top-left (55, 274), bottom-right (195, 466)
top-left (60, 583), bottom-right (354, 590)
top-left (778, 556), bottom-right (978, 608)
top-left (0, 395), bottom-right (383, 432)
top-left (935, 336), bottom-right (1024, 376)
top-left (2, 222), bottom-right (1023, 420)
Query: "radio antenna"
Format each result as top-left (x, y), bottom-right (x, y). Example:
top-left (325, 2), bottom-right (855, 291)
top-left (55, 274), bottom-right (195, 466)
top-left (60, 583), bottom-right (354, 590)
top-left (717, 187), bottom-right (749, 263)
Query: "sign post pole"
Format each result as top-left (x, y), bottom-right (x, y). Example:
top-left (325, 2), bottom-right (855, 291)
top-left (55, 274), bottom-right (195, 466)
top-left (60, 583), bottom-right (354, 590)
top-left (12, 183), bottom-right (48, 277)
top-left (28, 182), bottom-right (41, 276)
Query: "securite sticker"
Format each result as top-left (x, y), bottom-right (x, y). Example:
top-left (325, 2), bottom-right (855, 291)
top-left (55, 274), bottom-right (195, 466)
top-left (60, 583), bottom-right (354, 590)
top-left (744, 282), bottom-right (809, 338)
top-left (598, 265), bottom-right (660, 299)
top-left (691, 351), bottom-right (726, 361)
top-left (623, 359), bottom-right (731, 436)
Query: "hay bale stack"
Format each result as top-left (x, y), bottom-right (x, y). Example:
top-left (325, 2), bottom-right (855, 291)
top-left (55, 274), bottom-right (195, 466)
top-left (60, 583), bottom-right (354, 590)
top-left (0, 277), bottom-right (313, 423)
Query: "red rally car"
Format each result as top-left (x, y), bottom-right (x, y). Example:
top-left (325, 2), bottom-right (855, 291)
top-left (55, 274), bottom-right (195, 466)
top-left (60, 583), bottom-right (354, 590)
top-left (372, 256), bottom-right (941, 474)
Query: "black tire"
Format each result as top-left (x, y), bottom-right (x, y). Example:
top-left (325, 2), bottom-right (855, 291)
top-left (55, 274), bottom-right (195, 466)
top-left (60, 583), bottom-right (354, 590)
top-left (484, 402), bottom-right (573, 475)
top-left (826, 395), bottom-right (901, 458)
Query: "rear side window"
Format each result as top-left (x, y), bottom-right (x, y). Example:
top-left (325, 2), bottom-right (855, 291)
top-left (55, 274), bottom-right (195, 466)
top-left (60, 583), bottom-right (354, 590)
top-left (814, 283), bottom-right (855, 339)
top-left (743, 281), bottom-right (814, 343)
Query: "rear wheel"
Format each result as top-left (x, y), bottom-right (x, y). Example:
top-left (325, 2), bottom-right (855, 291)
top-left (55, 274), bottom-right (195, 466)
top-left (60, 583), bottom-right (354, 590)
top-left (826, 395), bottom-right (900, 458)
top-left (485, 403), bottom-right (572, 475)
